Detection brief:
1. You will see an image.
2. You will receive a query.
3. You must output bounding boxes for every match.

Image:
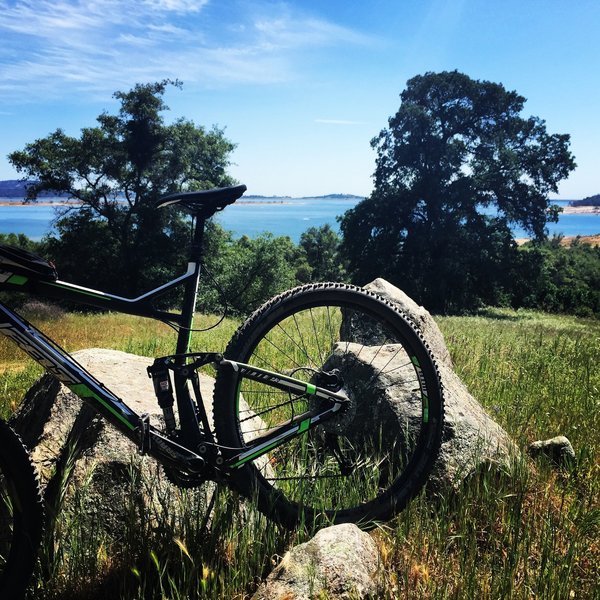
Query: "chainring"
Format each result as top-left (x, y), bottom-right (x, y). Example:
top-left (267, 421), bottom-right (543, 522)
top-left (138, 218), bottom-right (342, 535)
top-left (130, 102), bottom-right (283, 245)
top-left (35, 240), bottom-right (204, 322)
top-left (162, 464), bottom-right (211, 488)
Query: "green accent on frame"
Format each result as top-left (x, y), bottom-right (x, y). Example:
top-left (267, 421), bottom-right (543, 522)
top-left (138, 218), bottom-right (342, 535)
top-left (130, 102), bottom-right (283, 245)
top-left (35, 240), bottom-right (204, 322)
top-left (298, 418), bottom-right (311, 433)
top-left (186, 316), bottom-right (194, 353)
top-left (232, 438), bottom-right (283, 468)
top-left (305, 383), bottom-right (316, 395)
top-left (69, 383), bottom-right (135, 431)
top-left (8, 274), bottom-right (28, 285)
top-left (233, 418), bottom-right (312, 468)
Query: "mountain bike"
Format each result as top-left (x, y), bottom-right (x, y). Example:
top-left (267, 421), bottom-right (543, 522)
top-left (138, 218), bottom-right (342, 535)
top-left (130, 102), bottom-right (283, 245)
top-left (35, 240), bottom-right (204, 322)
top-left (0, 184), bottom-right (444, 597)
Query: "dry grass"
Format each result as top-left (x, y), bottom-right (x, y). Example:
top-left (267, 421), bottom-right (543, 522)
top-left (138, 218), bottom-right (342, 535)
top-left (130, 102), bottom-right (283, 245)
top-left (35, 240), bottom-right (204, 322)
top-left (0, 305), bottom-right (597, 598)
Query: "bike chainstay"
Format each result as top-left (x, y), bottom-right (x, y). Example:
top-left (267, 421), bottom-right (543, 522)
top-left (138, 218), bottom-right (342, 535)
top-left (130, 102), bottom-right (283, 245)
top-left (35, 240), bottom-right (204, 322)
top-left (149, 352), bottom-right (350, 470)
top-left (217, 358), bottom-right (350, 469)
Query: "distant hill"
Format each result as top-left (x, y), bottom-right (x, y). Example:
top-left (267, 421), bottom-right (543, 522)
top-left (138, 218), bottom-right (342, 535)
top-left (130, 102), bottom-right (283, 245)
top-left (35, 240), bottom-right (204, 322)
top-left (570, 194), bottom-right (600, 207)
top-left (0, 180), bottom-right (31, 198)
top-left (0, 179), bottom-right (70, 199)
top-left (245, 193), bottom-right (364, 201)
top-left (0, 180), bottom-right (364, 202)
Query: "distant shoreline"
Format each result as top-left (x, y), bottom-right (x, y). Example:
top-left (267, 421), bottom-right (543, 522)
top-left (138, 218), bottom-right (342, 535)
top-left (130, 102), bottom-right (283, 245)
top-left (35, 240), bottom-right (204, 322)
top-left (0, 199), bottom-right (357, 208)
top-left (561, 205), bottom-right (600, 215)
top-left (515, 234), bottom-right (600, 247)
top-left (1, 201), bottom-right (598, 213)
top-left (0, 201), bottom-right (82, 207)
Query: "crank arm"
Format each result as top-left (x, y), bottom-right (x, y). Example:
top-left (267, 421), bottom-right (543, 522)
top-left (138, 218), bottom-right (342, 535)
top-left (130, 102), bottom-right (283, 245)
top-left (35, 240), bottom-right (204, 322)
top-left (145, 426), bottom-right (207, 473)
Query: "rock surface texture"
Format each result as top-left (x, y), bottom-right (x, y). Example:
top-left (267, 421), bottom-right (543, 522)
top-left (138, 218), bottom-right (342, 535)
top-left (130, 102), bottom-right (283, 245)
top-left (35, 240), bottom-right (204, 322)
top-left (11, 348), bottom-right (216, 546)
top-left (363, 279), bottom-right (518, 490)
top-left (528, 435), bottom-right (576, 467)
top-left (365, 278), bottom-right (453, 369)
top-left (252, 524), bottom-right (380, 600)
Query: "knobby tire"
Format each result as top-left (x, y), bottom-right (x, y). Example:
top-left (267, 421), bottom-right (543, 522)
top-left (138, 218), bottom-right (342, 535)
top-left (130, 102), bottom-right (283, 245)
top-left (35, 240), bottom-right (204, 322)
top-left (0, 418), bottom-right (44, 599)
top-left (213, 283), bottom-right (444, 528)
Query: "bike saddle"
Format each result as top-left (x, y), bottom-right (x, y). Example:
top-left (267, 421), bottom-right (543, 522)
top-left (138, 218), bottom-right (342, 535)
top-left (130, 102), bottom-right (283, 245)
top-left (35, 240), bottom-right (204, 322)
top-left (155, 184), bottom-right (247, 217)
top-left (0, 244), bottom-right (58, 282)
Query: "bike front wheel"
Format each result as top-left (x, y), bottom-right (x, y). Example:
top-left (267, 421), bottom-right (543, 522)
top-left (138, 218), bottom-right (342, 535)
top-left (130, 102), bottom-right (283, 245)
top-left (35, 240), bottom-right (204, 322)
top-left (0, 418), bottom-right (44, 599)
top-left (214, 283), bottom-right (444, 528)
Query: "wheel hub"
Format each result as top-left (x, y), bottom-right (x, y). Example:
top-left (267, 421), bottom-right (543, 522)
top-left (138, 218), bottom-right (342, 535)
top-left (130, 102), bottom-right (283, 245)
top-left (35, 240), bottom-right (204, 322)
top-left (311, 369), bottom-right (357, 435)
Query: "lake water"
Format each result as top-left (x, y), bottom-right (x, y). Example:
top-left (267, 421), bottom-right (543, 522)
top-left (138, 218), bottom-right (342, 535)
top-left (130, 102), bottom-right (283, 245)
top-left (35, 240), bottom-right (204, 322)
top-left (0, 198), bottom-right (598, 242)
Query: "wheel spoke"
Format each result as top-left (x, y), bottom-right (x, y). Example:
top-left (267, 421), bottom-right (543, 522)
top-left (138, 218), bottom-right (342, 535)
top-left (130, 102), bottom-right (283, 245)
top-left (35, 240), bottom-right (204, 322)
top-left (214, 283), bottom-right (443, 527)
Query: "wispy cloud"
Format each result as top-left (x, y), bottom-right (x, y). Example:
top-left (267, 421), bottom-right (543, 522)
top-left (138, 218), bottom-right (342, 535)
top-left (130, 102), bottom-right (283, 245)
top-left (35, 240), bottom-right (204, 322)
top-left (0, 1), bottom-right (372, 102)
top-left (143, 0), bottom-right (207, 13)
top-left (254, 15), bottom-right (372, 49)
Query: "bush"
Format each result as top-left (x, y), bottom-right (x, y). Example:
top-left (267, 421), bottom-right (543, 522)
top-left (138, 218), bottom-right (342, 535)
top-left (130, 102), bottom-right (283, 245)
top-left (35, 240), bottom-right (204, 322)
top-left (512, 239), bottom-right (600, 316)
top-left (198, 222), bottom-right (310, 316)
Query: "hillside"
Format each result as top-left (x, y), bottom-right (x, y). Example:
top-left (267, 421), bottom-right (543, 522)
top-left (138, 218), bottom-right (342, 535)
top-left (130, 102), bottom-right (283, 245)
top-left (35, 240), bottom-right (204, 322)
top-left (1, 180), bottom-right (363, 202)
top-left (570, 193), bottom-right (600, 207)
top-left (0, 180), bottom-right (31, 198)
top-left (0, 179), bottom-right (70, 199)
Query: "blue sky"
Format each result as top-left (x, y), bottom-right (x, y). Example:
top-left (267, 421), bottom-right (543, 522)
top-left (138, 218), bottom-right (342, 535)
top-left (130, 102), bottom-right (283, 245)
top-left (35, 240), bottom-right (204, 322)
top-left (0, 0), bottom-right (598, 198)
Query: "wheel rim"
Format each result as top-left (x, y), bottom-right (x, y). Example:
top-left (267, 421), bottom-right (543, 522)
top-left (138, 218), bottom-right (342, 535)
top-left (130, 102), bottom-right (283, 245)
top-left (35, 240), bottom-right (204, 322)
top-left (233, 295), bottom-right (435, 517)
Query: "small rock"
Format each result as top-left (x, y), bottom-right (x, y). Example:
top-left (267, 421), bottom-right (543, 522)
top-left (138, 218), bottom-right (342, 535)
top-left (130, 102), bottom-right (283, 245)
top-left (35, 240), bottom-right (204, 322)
top-left (528, 436), bottom-right (576, 467)
top-left (252, 524), bottom-right (381, 600)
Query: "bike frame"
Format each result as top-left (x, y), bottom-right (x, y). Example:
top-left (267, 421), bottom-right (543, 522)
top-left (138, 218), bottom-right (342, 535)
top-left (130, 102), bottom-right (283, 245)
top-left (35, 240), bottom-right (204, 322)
top-left (0, 217), bottom-right (347, 478)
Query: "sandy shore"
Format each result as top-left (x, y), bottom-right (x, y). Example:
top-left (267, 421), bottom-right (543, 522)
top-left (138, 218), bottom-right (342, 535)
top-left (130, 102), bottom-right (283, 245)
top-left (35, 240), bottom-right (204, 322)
top-left (561, 205), bottom-right (600, 214)
top-left (515, 234), bottom-right (600, 247)
top-left (0, 200), bottom-right (81, 207)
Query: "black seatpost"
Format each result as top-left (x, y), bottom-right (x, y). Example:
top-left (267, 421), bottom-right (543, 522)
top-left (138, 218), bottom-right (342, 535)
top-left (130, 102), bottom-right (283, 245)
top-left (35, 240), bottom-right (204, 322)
top-left (175, 214), bottom-right (207, 358)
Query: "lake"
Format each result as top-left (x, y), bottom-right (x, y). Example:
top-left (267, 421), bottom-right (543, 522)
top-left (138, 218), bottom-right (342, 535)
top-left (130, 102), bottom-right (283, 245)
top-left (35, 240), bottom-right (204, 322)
top-left (0, 197), bottom-right (598, 242)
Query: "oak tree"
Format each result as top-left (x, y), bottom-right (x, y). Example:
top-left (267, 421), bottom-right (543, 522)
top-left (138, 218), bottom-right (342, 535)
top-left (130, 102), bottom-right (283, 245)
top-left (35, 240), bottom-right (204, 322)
top-left (9, 80), bottom-right (235, 298)
top-left (340, 71), bottom-right (576, 311)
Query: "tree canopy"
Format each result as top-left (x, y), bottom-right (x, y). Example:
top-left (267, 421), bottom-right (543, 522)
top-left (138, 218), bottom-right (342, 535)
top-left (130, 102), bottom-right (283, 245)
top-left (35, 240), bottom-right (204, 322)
top-left (299, 224), bottom-right (347, 282)
top-left (340, 71), bottom-right (576, 312)
top-left (9, 80), bottom-right (236, 298)
top-left (198, 223), bottom-right (310, 316)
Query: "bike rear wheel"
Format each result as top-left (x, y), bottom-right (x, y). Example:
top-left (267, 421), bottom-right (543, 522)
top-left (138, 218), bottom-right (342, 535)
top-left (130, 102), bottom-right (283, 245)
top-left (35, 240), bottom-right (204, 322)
top-left (0, 419), bottom-right (44, 599)
top-left (214, 283), bottom-right (444, 528)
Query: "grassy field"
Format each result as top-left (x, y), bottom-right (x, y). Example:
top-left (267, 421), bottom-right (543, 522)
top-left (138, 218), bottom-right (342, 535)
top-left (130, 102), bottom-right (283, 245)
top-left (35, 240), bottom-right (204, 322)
top-left (1, 304), bottom-right (598, 599)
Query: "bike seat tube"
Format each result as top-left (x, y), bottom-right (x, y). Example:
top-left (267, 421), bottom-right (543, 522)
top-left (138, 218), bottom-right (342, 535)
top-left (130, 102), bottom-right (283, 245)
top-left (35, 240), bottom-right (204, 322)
top-left (175, 215), bottom-right (206, 358)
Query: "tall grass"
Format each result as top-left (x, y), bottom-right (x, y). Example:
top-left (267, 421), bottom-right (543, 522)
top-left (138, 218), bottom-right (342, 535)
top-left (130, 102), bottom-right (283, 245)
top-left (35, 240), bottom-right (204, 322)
top-left (0, 309), bottom-right (238, 418)
top-left (438, 309), bottom-right (599, 472)
top-left (386, 309), bottom-right (600, 599)
top-left (1, 304), bottom-right (598, 598)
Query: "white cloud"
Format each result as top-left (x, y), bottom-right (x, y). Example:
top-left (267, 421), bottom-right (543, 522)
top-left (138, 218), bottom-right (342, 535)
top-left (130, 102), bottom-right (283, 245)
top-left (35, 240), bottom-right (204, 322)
top-left (0, 1), bottom-right (371, 101)
top-left (143, 0), bottom-right (208, 12)
top-left (254, 16), bottom-right (372, 49)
